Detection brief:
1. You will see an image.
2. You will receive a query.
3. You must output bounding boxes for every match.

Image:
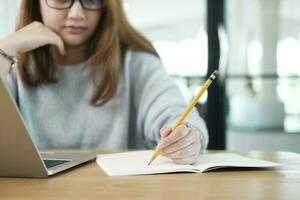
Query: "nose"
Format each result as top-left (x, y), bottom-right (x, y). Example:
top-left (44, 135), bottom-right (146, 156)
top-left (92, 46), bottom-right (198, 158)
top-left (67, 0), bottom-right (86, 20)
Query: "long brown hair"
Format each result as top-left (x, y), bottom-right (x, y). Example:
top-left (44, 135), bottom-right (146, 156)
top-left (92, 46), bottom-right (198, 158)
top-left (16, 0), bottom-right (158, 106)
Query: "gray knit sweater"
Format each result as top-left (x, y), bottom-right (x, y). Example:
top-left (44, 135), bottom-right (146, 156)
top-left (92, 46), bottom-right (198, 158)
top-left (5, 50), bottom-right (208, 150)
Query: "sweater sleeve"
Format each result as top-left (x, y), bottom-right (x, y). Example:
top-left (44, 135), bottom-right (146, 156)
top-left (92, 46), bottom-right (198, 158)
top-left (130, 51), bottom-right (208, 150)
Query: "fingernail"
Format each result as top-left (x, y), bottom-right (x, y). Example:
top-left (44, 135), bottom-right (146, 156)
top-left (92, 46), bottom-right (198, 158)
top-left (162, 126), bottom-right (170, 131)
top-left (184, 122), bottom-right (190, 128)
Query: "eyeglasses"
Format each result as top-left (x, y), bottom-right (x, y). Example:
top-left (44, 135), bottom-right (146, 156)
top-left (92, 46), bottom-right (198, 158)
top-left (45, 0), bottom-right (105, 11)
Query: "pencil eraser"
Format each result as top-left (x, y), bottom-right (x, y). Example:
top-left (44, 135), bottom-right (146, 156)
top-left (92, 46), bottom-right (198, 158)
top-left (213, 70), bottom-right (220, 76)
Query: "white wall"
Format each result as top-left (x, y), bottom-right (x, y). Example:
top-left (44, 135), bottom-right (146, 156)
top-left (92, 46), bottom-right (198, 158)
top-left (124, 0), bottom-right (206, 41)
top-left (0, 0), bottom-right (20, 39)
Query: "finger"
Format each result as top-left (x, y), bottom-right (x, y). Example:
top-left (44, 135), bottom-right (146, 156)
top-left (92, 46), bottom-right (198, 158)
top-left (173, 154), bottom-right (199, 165)
top-left (161, 131), bottom-right (196, 154)
top-left (46, 31), bottom-right (65, 55)
top-left (160, 127), bottom-right (172, 138)
top-left (158, 125), bottom-right (191, 149)
top-left (52, 35), bottom-right (65, 55)
top-left (164, 142), bottom-right (198, 159)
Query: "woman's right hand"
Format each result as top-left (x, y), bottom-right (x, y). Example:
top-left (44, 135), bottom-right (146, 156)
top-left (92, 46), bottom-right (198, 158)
top-left (0, 21), bottom-right (65, 56)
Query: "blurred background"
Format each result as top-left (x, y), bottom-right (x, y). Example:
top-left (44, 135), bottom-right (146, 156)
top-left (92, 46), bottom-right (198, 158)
top-left (1, 0), bottom-right (300, 153)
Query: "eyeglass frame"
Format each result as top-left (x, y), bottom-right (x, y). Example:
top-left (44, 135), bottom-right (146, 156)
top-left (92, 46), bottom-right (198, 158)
top-left (45, 0), bottom-right (105, 11)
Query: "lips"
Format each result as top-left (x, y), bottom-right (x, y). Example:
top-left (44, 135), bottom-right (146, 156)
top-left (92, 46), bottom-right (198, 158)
top-left (65, 25), bottom-right (86, 34)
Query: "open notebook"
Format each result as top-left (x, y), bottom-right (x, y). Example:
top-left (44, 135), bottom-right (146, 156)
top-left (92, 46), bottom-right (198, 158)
top-left (96, 150), bottom-right (281, 176)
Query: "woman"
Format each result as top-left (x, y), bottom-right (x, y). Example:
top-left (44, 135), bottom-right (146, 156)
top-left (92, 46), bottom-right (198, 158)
top-left (0, 0), bottom-right (208, 164)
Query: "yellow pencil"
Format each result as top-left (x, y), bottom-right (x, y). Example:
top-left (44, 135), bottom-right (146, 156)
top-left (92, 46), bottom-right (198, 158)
top-left (147, 70), bottom-right (219, 165)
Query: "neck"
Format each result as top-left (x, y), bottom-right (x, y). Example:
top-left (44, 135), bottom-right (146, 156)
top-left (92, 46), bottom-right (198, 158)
top-left (51, 45), bottom-right (87, 65)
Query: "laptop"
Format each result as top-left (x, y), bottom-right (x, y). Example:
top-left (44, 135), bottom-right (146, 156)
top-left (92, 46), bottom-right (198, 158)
top-left (0, 77), bottom-right (96, 178)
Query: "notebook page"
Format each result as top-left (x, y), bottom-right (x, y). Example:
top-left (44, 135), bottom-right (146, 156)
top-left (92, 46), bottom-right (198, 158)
top-left (194, 153), bottom-right (282, 172)
top-left (97, 150), bottom-right (198, 176)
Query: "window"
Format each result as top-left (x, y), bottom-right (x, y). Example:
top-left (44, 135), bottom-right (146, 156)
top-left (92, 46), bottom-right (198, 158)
top-left (226, 0), bottom-right (300, 133)
top-left (124, 0), bottom-right (207, 101)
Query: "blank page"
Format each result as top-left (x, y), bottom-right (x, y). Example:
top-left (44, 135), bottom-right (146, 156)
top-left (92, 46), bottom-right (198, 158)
top-left (97, 150), bottom-right (197, 176)
top-left (194, 153), bottom-right (282, 172)
top-left (97, 151), bottom-right (282, 176)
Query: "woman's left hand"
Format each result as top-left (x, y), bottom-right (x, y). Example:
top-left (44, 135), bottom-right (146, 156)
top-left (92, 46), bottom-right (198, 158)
top-left (158, 123), bottom-right (202, 165)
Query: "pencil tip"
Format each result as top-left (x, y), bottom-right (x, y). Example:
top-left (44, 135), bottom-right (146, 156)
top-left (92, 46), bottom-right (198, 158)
top-left (147, 160), bottom-right (152, 166)
top-left (148, 156), bottom-right (156, 166)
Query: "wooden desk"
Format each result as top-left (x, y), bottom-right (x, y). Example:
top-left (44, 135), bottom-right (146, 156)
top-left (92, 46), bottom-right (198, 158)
top-left (0, 150), bottom-right (300, 200)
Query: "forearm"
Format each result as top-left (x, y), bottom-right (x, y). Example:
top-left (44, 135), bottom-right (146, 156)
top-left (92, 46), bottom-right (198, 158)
top-left (0, 21), bottom-right (67, 81)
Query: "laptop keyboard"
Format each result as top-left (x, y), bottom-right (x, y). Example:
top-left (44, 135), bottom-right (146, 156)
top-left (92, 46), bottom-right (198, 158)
top-left (43, 159), bottom-right (71, 169)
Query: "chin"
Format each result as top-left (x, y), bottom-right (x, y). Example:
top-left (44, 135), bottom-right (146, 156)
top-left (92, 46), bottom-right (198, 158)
top-left (64, 42), bottom-right (86, 47)
top-left (62, 35), bottom-right (90, 47)
top-left (63, 39), bottom-right (87, 47)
